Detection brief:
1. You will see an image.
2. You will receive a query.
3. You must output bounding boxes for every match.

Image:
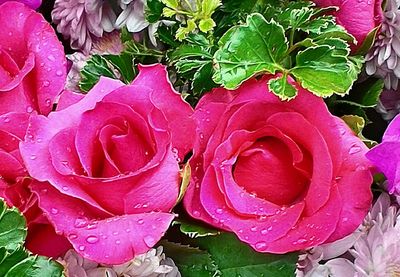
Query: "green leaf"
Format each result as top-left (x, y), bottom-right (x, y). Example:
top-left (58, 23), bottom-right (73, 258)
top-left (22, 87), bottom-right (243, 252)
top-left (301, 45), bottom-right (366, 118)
top-left (145, 0), bottom-right (164, 23)
top-left (157, 25), bottom-right (181, 47)
top-left (290, 45), bottom-right (362, 97)
top-left (337, 78), bottom-right (384, 108)
top-left (104, 53), bottom-right (136, 83)
top-left (199, 18), bottom-right (216, 33)
top-left (192, 62), bottom-right (217, 94)
top-left (341, 115), bottom-right (378, 147)
top-left (172, 219), bottom-right (220, 238)
top-left (201, 0), bottom-right (222, 16)
top-left (161, 0), bottom-right (178, 9)
top-left (168, 44), bottom-right (213, 61)
top-left (268, 74), bottom-right (298, 100)
top-left (5, 256), bottom-right (63, 277)
top-left (79, 55), bottom-right (118, 92)
top-left (213, 13), bottom-right (287, 89)
top-left (193, 233), bottom-right (298, 276)
top-left (355, 26), bottom-right (380, 55)
top-left (0, 248), bottom-right (29, 276)
top-left (0, 200), bottom-right (26, 251)
top-left (161, 241), bottom-right (220, 277)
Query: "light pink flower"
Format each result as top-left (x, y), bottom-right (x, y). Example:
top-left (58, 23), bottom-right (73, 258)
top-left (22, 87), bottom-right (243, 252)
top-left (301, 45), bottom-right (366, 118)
top-left (184, 75), bottom-right (373, 254)
top-left (52, 0), bottom-right (117, 54)
top-left (0, 0), bottom-right (41, 9)
top-left (19, 64), bottom-right (195, 264)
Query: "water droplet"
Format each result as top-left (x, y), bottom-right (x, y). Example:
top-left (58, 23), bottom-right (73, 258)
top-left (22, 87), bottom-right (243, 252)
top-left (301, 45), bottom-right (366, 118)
top-left (62, 186), bottom-right (69, 191)
top-left (43, 80), bottom-right (50, 87)
top-left (56, 70), bottom-right (63, 76)
top-left (51, 208), bottom-right (58, 214)
top-left (86, 235), bottom-right (99, 244)
top-left (68, 234), bottom-right (78, 240)
top-left (261, 229), bottom-right (268, 235)
top-left (8, 32), bottom-right (12, 36)
top-left (26, 106), bottom-right (33, 113)
top-left (250, 226), bottom-right (258, 232)
top-left (87, 221), bottom-right (97, 229)
top-left (199, 133), bottom-right (204, 139)
top-left (349, 144), bottom-right (362, 154)
top-left (193, 210), bottom-right (201, 217)
top-left (126, 228), bottom-right (131, 233)
top-left (78, 245), bottom-right (85, 251)
top-left (45, 99), bottom-right (51, 107)
top-left (47, 54), bottom-right (55, 61)
top-left (137, 219), bottom-right (144, 225)
top-left (112, 231), bottom-right (119, 236)
top-left (255, 241), bottom-right (267, 250)
top-left (115, 239), bottom-right (121, 245)
top-left (143, 235), bottom-right (155, 247)
top-left (74, 217), bottom-right (88, 228)
top-left (30, 155), bottom-right (37, 160)
top-left (215, 208), bottom-right (223, 214)
top-left (133, 203), bottom-right (142, 209)
top-left (267, 226), bottom-right (273, 231)
top-left (3, 117), bottom-right (10, 123)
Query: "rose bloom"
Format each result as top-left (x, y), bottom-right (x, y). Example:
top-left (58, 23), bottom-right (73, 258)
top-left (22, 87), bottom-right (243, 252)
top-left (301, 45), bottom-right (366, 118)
top-left (367, 114), bottom-right (400, 195)
top-left (184, 76), bottom-right (373, 253)
top-left (313, 0), bottom-right (383, 50)
top-left (0, 113), bottom-right (71, 257)
top-left (20, 64), bottom-right (195, 264)
top-left (0, 2), bottom-right (66, 116)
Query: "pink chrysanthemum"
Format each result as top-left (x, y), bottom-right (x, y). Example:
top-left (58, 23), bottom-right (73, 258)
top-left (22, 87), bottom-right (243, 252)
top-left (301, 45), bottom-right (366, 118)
top-left (366, 0), bottom-right (400, 89)
top-left (52, 0), bottom-right (116, 54)
top-left (297, 193), bottom-right (400, 276)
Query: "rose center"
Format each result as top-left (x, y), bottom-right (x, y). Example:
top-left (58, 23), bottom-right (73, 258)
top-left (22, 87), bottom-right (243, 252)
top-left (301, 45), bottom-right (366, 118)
top-left (233, 137), bottom-right (310, 206)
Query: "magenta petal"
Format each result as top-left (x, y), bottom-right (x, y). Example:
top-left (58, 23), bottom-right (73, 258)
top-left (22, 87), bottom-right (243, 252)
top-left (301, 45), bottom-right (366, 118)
top-left (132, 64), bottom-right (195, 159)
top-left (0, 2), bottom-right (67, 115)
top-left (31, 182), bottom-right (174, 264)
top-left (0, 0), bottom-right (41, 9)
top-left (313, 0), bottom-right (383, 49)
top-left (56, 90), bottom-right (85, 111)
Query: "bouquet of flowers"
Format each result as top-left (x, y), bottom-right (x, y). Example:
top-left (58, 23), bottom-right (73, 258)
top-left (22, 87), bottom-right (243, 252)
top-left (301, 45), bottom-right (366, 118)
top-left (0, 0), bottom-right (399, 276)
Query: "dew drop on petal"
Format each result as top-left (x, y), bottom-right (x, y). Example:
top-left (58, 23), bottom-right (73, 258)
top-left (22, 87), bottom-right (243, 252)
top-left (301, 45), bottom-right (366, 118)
top-left (255, 241), bottom-right (267, 251)
top-left (68, 234), bottom-right (78, 240)
top-left (86, 235), bottom-right (99, 244)
top-left (115, 239), bottom-right (121, 245)
top-left (78, 245), bottom-right (85, 251)
top-left (137, 219), bottom-right (144, 225)
top-left (51, 208), bottom-right (58, 214)
top-left (74, 217), bottom-right (88, 228)
top-left (143, 235), bottom-right (156, 247)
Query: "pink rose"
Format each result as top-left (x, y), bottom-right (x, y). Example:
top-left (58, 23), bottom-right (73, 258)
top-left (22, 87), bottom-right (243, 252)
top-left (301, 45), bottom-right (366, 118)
top-left (0, 2), bottom-right (66, 116)
top-left (184, 76), bottom-right (373, 253)
top-left (313, 0), bottom-right (383, 50)
top-left (0, 0), bottom-right (41, 9)
top-left (0, 113), bottom-right (71, 257)
top-left (20, 64), bottom-right (195, 264)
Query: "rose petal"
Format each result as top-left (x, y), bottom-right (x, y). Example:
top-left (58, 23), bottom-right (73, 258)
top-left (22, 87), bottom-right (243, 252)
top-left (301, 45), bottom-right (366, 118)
top-left (132, 64), bottom-right (195, 159)
top-left (31, 182), bottom-right (174, 264)
top-left (56, 90), bottom-right (85, 111)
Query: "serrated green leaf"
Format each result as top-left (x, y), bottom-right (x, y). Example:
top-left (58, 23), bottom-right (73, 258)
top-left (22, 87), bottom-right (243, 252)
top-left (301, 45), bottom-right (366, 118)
top-left (338, 78), bottom-right (384, 108)
top-left (290, 45), bottom-right (362, 97)
top-left (104, 53), bottom-right (136, 83)
top-left (5, 256), bottom-right (63, 277)
top-left (145, 0), bottom-right (164, 23)
top-left (79, 55), bottom-right (117, 92)
top-left (161, 240), bottom-right (220, 277)
top-left (268, 74), bottom-right (298, 100)
top-left (157, 25), bottom-right (181, 47)
top-left (201, 0), bottom-right (222, 16)
top-left (0, 247), bottom-right (29, 276)
top-left (168, 44), bottom-right (213, 61)
top-left (193, 233), bottom-right (298, 276)
top-left (0, 200), bottom-right (26, 251)
top-left (175, 59), bottom-right (209, 74)
top-left (173, 219), bottom-right (220, 238)
top-left (163, 7), bottom-right (177, 17)
top-left (213, 13), bottom-right (287, 89)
